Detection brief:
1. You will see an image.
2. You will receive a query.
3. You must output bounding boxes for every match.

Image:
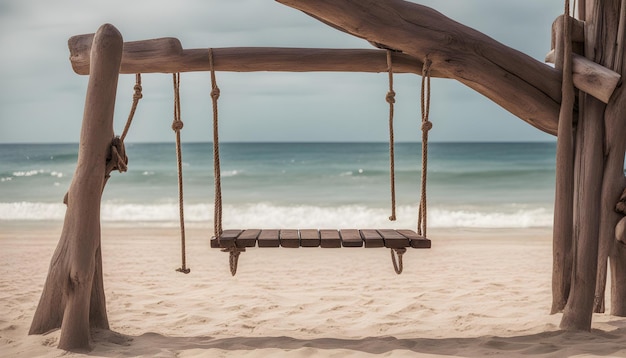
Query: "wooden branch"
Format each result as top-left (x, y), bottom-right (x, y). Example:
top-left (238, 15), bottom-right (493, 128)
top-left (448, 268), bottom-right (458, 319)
top-left (68, 34), bottom-right (435, 76)
top-left (545, 50), bottom-right (621, 103)
top-left (277, 0), bottom-right (562, 135)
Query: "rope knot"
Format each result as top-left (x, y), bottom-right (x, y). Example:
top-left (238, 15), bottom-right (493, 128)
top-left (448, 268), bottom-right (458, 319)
top-left (133, 84), bottom-right (143, 100)
top-left (171, 120), bottom-right (184, 132)
top-left (421, 121), bottom-right (433, 132)
top-left (386, 90), bottom-right (396, 104)
top-left (107, 136), bottom-right (128, 174)
top-left (211, 86), bottom-right (221, 100)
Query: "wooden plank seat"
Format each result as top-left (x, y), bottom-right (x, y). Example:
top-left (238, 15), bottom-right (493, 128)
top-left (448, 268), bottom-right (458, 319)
top-left (210, 229), bottom-right (431, 249)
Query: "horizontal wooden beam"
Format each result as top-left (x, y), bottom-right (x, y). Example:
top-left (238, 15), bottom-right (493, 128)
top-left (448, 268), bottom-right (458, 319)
top-left (545, 50), bottom-right (621, 103)
top-left (68, 34), bottom-right (436, 76)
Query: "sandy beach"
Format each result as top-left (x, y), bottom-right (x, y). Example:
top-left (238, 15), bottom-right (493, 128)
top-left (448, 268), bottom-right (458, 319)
top-left (1, 222), bottom-right (624, 357)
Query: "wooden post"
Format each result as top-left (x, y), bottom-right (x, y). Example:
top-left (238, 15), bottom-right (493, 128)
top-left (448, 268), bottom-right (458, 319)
top-left (551, 13), bottom-right (575, 315)
top-left (561, 0), bottom-right (626, 328)
top-left (29, 23), bottom-right (123, 351)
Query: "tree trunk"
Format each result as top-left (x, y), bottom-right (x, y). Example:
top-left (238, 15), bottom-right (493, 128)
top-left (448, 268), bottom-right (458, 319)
top-left (29, 24), bottom-right (122, 351)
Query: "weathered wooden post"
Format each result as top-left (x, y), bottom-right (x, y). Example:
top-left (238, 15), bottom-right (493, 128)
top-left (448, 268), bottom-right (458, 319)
top-left (29, 23), bottom-right (122, 351)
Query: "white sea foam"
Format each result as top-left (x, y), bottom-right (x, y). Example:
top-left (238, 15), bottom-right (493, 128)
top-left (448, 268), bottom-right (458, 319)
top-left (0, 202), bottom-right (553, 228)
top-left (222, 170), bottom-right (242, 177)
top-left (12, 169), bottom-right (45, 177)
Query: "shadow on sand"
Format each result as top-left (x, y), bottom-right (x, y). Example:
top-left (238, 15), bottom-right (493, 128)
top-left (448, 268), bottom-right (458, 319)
top-left (90, 318), bottom-right (626, 357)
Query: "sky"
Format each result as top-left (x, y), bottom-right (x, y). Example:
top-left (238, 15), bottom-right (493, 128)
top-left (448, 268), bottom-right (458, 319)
top-left (0, 0), bottom-right (565, 143)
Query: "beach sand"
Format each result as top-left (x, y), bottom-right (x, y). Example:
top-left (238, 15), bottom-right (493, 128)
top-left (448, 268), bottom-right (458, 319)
top-left (1, 222), bottom-right (625, 357)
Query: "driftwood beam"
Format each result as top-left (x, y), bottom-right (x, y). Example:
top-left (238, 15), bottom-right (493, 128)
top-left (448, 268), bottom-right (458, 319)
top-left (277, 0), bottom-right (561, 136)
top-left (545, 50), bottom-right (621, 103)
top-left (69, 34), bottom-right (433, 76)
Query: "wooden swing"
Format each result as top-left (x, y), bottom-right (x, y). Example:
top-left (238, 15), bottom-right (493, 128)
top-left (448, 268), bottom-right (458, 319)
top-left (200, 49), bottom-right (432, 276)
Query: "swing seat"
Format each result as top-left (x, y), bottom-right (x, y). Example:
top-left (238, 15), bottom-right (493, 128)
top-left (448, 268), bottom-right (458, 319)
top-left (210, 229), bottom-right (431, 249)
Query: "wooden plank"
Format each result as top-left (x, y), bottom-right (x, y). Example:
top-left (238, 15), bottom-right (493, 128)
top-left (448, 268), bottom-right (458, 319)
top-left (257, 229), bottom-right (280, 248)
top-left (396, 229), bottom-right (431, 249)
top-left (377, 229), bottom-right (410, 249)
top-left (320, 229), bottom-right (341, 248)
top-left (280, 229), bottom-right (300, 248)
top-left (360, 229), bottom-right (384, 248)
top-left (237, 229), bottom-right (261, 247)
top-left (299, 229), bottom-right (320, 247)
top-left (340, 229), bottom-right (363, 247)
top-left (210, 229), bottom-right (242, 248)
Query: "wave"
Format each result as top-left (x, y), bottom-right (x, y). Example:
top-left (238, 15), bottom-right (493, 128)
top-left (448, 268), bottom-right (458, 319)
top-left (0, 202), bottom-right (553, 228)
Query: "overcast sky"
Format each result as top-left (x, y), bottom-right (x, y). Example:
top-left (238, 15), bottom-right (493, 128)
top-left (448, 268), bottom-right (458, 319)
top-left (0, 1), bottom-right (564, 143)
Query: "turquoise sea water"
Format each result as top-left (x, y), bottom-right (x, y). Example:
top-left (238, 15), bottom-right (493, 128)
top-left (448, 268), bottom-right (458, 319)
top-left (1, 142), bottom-right (560, 229)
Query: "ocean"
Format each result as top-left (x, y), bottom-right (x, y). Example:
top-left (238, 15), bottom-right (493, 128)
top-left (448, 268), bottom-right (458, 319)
top-left (0, 142), bottom-right (559, 229)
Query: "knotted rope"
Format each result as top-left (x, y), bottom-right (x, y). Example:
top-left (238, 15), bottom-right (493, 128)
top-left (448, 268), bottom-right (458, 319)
top-left (386, 50), bottom-right (397, 222)
top-left (208, 49), bottom-right (241, 276)
top-left (120, 74), bottom-right (143, 142)
top-left (172, 73), bottom-right (190, 274)
top-left (418, 58), bottom-right (433, 238)
top-left (63, 74), bottom-right (142, 206)
top-left (385, 51), bottom-right (410, 275)
top-left (209, 49), bottom-right (223, 240)
top-left (105, 74), bottom-right (143, 181)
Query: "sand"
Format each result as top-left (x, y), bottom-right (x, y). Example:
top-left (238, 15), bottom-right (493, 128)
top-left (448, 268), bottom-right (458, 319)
top-left (1, 222), bottom-right (625, 357)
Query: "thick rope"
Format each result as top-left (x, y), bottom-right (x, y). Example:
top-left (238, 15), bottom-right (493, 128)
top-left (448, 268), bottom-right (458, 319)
top-left (64, 75), bottom-right (142, 206)
top-left (120, 74), bottom-right (143, 142)
top-left (172, 73), bottom-right (190, 274)
top-left (209, 49), bottom-right (223, 240)
top-left (418, 58), bottom-right (433, 238)
top-left (391, 248), bottom-right (406, 274)
top-left (209, 49), bottom-right (241, 275)
top-left (386, 50), bottom-right (397, 222)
